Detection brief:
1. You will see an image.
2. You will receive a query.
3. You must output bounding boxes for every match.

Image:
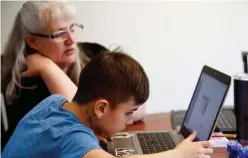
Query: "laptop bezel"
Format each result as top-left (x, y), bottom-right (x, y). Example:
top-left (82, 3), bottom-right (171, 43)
top-left (180, 65), bottom-right (231, 141)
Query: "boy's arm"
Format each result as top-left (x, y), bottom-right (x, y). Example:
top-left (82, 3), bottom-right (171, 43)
top-left (83, 148), bottom-right (181, 158)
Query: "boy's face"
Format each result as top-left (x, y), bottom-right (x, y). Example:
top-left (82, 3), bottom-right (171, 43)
top-left (94, 99), bottom-right (139, 138)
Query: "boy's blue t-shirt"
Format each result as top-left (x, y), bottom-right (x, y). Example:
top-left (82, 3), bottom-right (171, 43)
top-left (2, 94), bottom-right (101, 158)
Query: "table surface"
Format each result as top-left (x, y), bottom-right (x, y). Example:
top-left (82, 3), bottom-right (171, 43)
top-left (124, 112), bottom-right (228, 158)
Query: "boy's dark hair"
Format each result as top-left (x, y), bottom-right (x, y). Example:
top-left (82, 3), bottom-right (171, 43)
top-left (73, 51), bottom-right (149, 108)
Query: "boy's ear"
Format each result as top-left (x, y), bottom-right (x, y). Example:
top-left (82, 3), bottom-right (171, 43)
top-left (93, 99), bottom-right (110, 119)
top-left (24, 34), bottom-right (39, 51)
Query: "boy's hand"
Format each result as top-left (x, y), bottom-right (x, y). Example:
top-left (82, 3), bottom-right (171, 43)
top-left (96, 134), bottom-right (114, 151)
top-left (175, 131), bottom-right (213, 158)
top-left (96, 134), bottom-right (114, 144)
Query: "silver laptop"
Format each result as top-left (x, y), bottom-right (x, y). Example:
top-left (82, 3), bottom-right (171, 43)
top-left (107, 65), bottom-right (231, 157)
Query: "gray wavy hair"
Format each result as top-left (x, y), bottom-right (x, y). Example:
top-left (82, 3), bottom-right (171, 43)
top-left (2, 1), bottom-right (87, 104)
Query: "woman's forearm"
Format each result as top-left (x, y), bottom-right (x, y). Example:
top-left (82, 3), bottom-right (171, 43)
top-left (41, 62), bottom-right (77, 101)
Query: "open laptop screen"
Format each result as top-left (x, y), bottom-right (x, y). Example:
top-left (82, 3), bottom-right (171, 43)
top-left (182, 72), bottom-right (228, 141)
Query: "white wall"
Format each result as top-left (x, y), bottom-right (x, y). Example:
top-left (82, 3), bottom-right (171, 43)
top-left (1, 1), bottom-right (24, 50)
top-left (1, 1), bottom-right (248, 114)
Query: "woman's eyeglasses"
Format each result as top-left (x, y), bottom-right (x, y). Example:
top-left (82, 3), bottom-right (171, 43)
top-left (29, 23), bottom-right (84, 43)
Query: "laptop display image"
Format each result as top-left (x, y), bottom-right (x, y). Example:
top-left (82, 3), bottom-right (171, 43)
top-left (106, 65), bottom-right (231, 156)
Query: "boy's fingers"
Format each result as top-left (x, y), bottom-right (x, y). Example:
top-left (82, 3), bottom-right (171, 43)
top-left (96, 135), bottom-right (107, 144)
top-left (186, 131), bottom-right (197, 141)
top-left (199, 141), bottom-right (211, 148)
top-left (201, 147), bottom-right (213, 155)
top-left (109, 137), bottom-right (114, 141)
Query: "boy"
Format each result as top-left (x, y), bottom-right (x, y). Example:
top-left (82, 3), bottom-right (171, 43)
top-left (2, 52), bottom-right (213, 158)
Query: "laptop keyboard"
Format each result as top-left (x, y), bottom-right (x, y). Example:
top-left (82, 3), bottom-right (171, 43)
top-left (216, 110), bottom-right (236, 129)
top-left (137, 132), bottom-right (176, 154)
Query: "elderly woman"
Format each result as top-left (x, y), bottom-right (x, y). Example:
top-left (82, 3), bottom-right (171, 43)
top-left (1, 1), bottom-right (145, 148)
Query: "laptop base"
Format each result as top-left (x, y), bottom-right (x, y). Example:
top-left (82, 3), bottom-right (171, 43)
top-left (107, 131), bottom-right (180, 156)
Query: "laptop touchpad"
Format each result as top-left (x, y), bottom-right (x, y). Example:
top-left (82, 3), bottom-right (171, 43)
top-left (111, 138), bottom-right (136, 156)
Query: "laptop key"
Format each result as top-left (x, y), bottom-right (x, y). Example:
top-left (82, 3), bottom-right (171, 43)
top-left (161, 146), bottom-right (169, 151)
top-left (143, 150), bottom-right (150, 154)
top-left (149, 148), bottom-right (156, 153)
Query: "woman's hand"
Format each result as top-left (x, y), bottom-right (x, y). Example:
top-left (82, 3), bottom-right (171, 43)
top-left (174, 131), bottom-right (213, 158)
top-left (22, 53), bottom-right (53, 77)
top-left (21, 53), bottom-right (77, 101)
